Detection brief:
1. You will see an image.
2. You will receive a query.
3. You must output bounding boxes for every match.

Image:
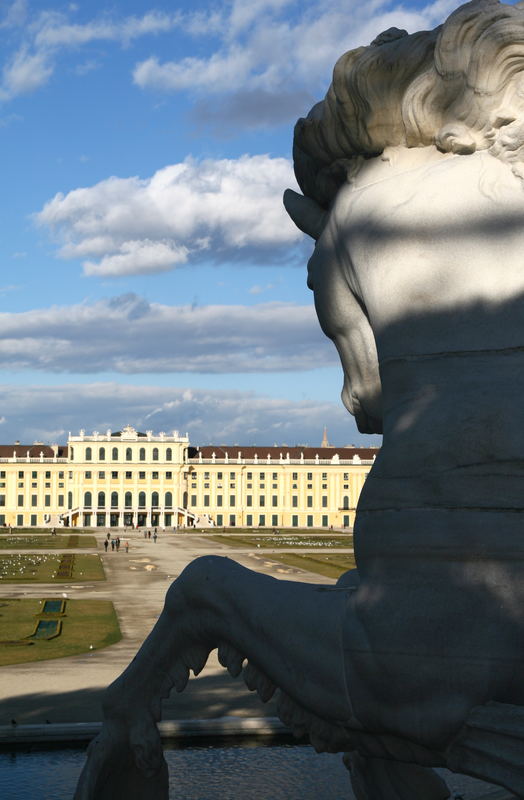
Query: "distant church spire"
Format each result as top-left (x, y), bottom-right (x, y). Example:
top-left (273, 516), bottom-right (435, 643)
top-left (321, 426), bottom-right (330, 448)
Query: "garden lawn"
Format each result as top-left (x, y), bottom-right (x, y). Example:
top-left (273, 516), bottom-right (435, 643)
top-left (209, 534), bottom-right (354, 549)
top-left (0, 553), bottom-right (105, 582)
top-left (0, 598), bottom-right (121, 666)
top-left (266, 552), bottom-right (356, 579)
top-left (0, 535), bottom-right (97, 549)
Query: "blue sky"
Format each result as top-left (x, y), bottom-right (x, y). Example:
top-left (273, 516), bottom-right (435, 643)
top-left (0, 0), bottom-right (496, 446)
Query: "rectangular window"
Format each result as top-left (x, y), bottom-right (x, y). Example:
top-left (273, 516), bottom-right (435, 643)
top-left (0, 496), bottom-right (4, 507)
top-left (59, 471), bottom-right (64, 479)
top-left (259, 483), bottom-right (264, 489)
top-left (246, 514), bottom-right (253, 526)
top-left (31, 495), bottom-right (37, 507)
top-left (217, 472), bottom-right (223, 480)
top-left (322, 496), bottom-right (328, 507)
top-left (217, 495), bottom-right (223, 507)
top-left (138, 471), bottom-right (146, 480)
top-left (17, 514), bottom-right (24, 526)
top-left (45, 471), bottom-right (51, 479)
top-left (292, 496), bottom-right (298, 508)
top-left (259, 472), bottom-right (265, 480)
top-left (30, 514), bottom-right (37, 526)
top-left (69, 471), bottom-right (73, 479)
top-left (0, 471), bottom-right (5, 478)
top-left (85, 471), bottom-right (92, 479)
top-left (307, 496), bottom-right (313, 507)
top-left (307, 515), bottom-right (314, 527)
top-left (166, 472), bottom-right (172, 479)
top-left (343, 515), bottom-right (350, 527)
top-left (272, 495), bottom-right (277, 507)
top-left (191, 495), bottom-right (197, 506)
top-left (217, 514), bottom-right (223, 526)
top-left (98, 471), bottom-right (105, 479)
top-left (230, 471), bottom-right (235, 479)
top-left (292, 515), bottom-right (298, 527)
top-left (204, 483), bottom-right (210, 488)
top-left (111, 471), bottom-right (118, 479)
top-left (246, 472), bottom-right (252, 480)
top-left (344, 473), bottom-right (349, 481)
top-left (45, 482), bottom-right (51, 488)
top-left (259, 496), bottom-right (265, 507)
top-left (272, 514), bottom-right (278, 526)
top-left (31, 482), bottom-right (37, 488)
top-left (58, 495), bottom-right (64, 507)
top-left (272, 473), bottom-right (278, 480)
top-left (247, 495), bottom-right (252, 507)
top-left (0, 514), bottom-right (4, 525)
top-left (125, 471), bottom-right (132, 480)
top-left (204, 472), bottom-right (210, 479)
top-left (230, 495), bottom-right (236, 507)
top-left (32, 471), bottom-right (37, 479)
top-left (45, 495), bottom-right (51, 507)
top-left (307, 472), bottom-right (313, 481)
top-left (17, 494), bottom-right (23, 507)
top-left (322, 473), bottom-right (327, 480)
top-left (259, 514), bottom-right (265, 526)
top-left (152, 472), bottom-right (159, 480)
top-left (307, 484), bottom-right (312, 489)
top-left (322, 515), bottom-right (328, 527)
top-left (18, 471), bottom-right (24, 479)
top-left (292, 472), bottom-right (298, 480)
top-left (229, 514), bottom-right (236, 526)
top-left (204, 495), bottom-right (210, 507)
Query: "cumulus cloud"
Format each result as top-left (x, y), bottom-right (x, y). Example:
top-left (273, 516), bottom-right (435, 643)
top-left (0, 295), bottom-right (335, 374)
top-left (0, 382), bottom-right (376, 448)
top-left (35, 155), bottom-right (303, 275)
top-left (131, 0), bottom-right (463, 128)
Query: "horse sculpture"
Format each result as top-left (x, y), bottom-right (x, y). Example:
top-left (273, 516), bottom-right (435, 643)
top-left (75, 1), bottom-right (524, 796)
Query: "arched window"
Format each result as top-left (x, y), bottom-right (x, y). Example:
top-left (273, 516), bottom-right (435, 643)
top-left (112, 447), bottom-right (118, 461)
top-left (111, 491), bottom-right (118, 509)
top-left (166, 448), bottom-right (172, 462)
top-left (152, 491), bottom-right (159, 508)
top-left (139, 447), bottom-right (146, 461)
top-left (183, 491), bottom-right (188, 508)
top-left (342, 495), bottom-right (349, 510)
top-left (165, 491), bottom-right (172, 508)
top-left (125, 491), bottom-right (132, 508)
top-left (84, 491), bottom-right (92, 508)
top-left (98, 491), bottom-right (105, 508)
top-left (85, 447), bottom-right (92, 461)
top-left (68, 492), bottom-right (72, 510)
top-left (138, 491), bottom-right (146, 508)
top-left (126, 447), bottom-right (132, 461)
top-left (152, 447), bottom-right (159, 461)
top-left (99, 447), bottom-right (105, 461)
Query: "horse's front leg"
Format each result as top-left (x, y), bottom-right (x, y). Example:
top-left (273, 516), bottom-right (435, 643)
top-left (75, 555), bottom-right (353, 799)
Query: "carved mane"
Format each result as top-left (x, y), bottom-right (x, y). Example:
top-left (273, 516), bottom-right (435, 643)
top-left (293, 0), bottom-right (524, 208)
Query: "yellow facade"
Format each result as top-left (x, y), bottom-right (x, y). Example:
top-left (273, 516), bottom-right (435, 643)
top-left (0, 426), bottom-right (378, 530)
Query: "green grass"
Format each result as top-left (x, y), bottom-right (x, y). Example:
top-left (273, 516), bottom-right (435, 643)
top-left (209, 534), bottom-right (354, 549)
top-left (0, 553), bottom-right (105, 582)
top-left (1, 528), bottom-right (94, 535)
top-left (0, 535), bottom-right (97, 549)
top-left (264, 552), bottom-right (356, 579)
top-left (0, 598), bottom-right (121, 666)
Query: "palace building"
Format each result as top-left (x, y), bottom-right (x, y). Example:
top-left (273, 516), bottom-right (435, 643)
top-left (0, 425), bottom-right (378, 530)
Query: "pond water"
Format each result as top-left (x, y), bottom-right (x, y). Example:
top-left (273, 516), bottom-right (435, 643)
top-left (0, 743), bottom-right (351, 800)
top-left (0, 742), bottom-right (498, 799)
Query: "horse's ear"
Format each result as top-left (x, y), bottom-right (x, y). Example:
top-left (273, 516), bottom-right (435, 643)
top-left (283, 189), bottom-right (327, 240)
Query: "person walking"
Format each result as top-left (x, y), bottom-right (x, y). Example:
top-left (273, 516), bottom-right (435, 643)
top-left (116, 537), bottom-right (120, 551)
top-left (104, 539), bottom-right (108, 552)
top-left (153, 531), bottom-right (157, 543)
top-left (111, 539), bottom-right (115, 551)
top-left (125, 541), bottom-right (129, 553)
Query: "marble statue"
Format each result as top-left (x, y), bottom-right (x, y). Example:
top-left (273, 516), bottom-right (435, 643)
top-left (75, 1), bottom-right (524, 797)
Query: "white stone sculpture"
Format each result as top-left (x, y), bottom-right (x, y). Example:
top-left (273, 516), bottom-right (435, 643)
top-left (75, 2), bottom-right (524, 797)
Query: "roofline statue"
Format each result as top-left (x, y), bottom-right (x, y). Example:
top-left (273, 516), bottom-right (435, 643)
top-left (75, 2), bottom-right (524, 797)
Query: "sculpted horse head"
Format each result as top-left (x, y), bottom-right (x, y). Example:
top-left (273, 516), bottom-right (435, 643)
top-left (75, 2), bottom-right (524, 798)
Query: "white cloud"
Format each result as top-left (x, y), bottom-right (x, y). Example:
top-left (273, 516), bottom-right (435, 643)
top-left (1, 47), bottom-right (52, 97)
top-left (0, 295), bottom-right (333, 374)
top-left (36, 155), bottom-right (302, 275)
top-left (0, 382), bottom-right (373, 447)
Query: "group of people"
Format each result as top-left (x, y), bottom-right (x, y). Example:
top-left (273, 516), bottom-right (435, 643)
top-left (103, 534), bottom-right (129, 553)
top-left (143, 528), bottom-right (158, 543)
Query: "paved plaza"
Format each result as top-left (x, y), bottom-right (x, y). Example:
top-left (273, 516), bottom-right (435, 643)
top-left (0, 530), bottom-right (334, 725)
